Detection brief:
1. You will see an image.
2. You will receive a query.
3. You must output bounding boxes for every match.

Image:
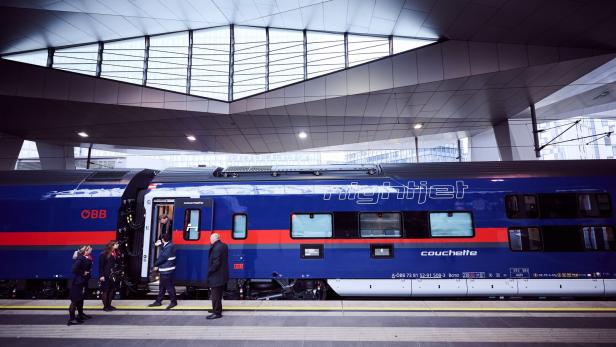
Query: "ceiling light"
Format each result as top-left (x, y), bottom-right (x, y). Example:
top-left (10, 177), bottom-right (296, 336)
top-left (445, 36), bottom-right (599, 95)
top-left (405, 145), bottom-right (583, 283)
top-left (298, 131), bottom-right (308, 139)
top-left (186, 135), bottom-right (196, 141)
top-left (414, 123), bottom-right (423, 129)
top-left (77, 132), bottom-right (89, 138)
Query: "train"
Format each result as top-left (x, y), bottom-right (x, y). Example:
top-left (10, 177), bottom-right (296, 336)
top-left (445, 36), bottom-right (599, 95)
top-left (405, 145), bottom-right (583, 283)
top-left (0, 160), bottom-right (615, 299)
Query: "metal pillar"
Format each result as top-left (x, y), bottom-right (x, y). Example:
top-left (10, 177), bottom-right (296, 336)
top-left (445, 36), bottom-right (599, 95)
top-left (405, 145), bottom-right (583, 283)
top-left (457, 139), bottom-right (462, 162)
top-left (530, 103), bottom-right (541, 158)
top-left (47, 48), bottom-right (54, 68)
top-left (415, 136), bottom-right (420, 163)
top-left (95, 42), bottom-right (103, 77)
top-left (303, 29), bottom-right (308, 80)
top-left (86, 143), bottom-right (93, 169)
top-left (143, 36), bottom-right (150, 86)
top-left (265, 27), bottom-right (270, 91)
top-left (344, 32), bottom-right (349, 68)
top-left (187, 30), bottom-right (193, 94)
top-left (388, 35), bottom-right (393, 55)
top-left (228, 25), bottom-right (235, 101)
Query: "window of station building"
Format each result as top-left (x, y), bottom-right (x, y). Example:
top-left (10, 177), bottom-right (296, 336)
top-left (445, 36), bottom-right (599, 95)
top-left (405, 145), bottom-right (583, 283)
top-left (508, 227), bottom-right (542, 251)
top-left (429, 212), bottom-right (474, 237)
top-left (403, 211), bottom-right (430, 238)
top-left (233, 26), bottom-right (266, 100)
top-left (505, 194), bottom-right (539, 219)
top-left (582, 226), bottom-right (615, 251)
top-left (268, 28), bottom-right (304, 90)
top-left (347, 34), bottom-right (389, 67)
top-left (291, 213), bottom-right (333, 238)
top-left (147, 32), bottom-right (189, 93)
top-left (541, 225), bottom-right (584, 251)
top-left (392, 37), bottom-right (433, 54)
top-left (578, 193), bottom-right (612, 218)
top-left (191, 27), bottom-right (230, 101)
top-left (306, 31), bottom-right (345, 78)
top-left (53, 43), bottom-right (99, 76)
top-left (183, 209), bottom-right (200, 241)
top-left (333, 212), bottom-right (359, 238)
top-left (232, 214), bottom-right (247, 239)
top-left (359, 212), bottom-right (402, 238)
top-left (3, 50), bottom-right (48, 67)
top-left (101, 37), bottom-right (145, 85)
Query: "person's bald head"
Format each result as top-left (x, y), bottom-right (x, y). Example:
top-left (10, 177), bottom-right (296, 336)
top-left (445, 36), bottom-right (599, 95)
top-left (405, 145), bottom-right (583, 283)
top-left (210, 233), bottom-right (220, 244)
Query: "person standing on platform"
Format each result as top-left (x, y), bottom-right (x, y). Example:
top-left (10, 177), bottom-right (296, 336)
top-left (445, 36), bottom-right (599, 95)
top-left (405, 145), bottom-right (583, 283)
top-left (148, 232), bottom-right (177, 309)
top-left (99, 240), bottom-right (120, 311)
top-left (206, 233), bottom-right (228, 319)
top-left (68, 245), bottom-right (93, 326)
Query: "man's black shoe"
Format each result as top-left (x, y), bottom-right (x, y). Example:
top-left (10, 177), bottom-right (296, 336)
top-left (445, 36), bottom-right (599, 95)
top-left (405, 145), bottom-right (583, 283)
top-left (148, 302), bottom-right (162, 307)
top-left (102, 306), bottom-right (113, 312)
top-left (67, 319), bottom-right (83, 326)
top-left (206, 314), bottom-right (222, 319)
top-left (78, 313), bottom-right (92, 320)
top-left (166, 302), bottom-right (177, 310)
top-left (109, 305), bottom-right (117, 310)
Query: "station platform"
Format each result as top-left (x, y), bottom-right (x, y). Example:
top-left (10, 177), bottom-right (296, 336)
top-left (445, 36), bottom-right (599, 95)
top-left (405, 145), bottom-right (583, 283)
top-left (1, 299), bottom-right (616, 346)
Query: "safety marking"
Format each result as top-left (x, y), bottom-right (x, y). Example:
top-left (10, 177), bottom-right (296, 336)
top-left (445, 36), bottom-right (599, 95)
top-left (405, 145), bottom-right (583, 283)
top-left (2, 305), bottom-right (616, 312)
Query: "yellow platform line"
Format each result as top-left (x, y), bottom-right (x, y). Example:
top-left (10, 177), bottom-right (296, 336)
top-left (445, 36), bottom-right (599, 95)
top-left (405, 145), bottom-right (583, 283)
top-left (2, 305), bottom-right (616, 312)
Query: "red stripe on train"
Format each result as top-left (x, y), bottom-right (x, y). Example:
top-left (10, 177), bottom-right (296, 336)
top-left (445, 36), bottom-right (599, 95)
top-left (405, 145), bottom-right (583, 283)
top-left (0, 231), bottom-right (116, 246)
top-left (171, 228), bottom-right (509, 245)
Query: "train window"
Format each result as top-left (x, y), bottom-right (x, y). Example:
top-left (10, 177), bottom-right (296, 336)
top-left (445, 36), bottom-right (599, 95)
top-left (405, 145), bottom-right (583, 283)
top-left (232, 214), bottom-right (247, 239)
top-left (505, 194), bottom-right (538, 218)
top-left (183, 209), bottom-right (200, 241)
top-left (539, 193), bottom-right (578, 218)
top-left (597, 193), bottom-right (612, 217)
top-left (541, 225), bottom-right (584, 251)
top-left (371, 244), bottom-right (394, 258)
top-left (300, 244), bottom-right (324, 259)
top-left (582, 226), bottom-right (615, 251)
top-left (359, 213), bottom-right (401, 238)
top-left (578, 194), bottom-right (601, 217)
top-left (291, 213), bottom-right (333, 238)
top-left (508, 227), bottom-right (542, 251)
top-left (333, 212), bottom-right (359, 238)
top-left (403, 211), bottom-right (430, 238)
top-left (429, 212), bottom-right (474, 237)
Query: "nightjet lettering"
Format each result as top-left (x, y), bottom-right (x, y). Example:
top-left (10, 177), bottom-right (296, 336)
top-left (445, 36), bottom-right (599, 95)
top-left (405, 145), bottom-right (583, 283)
top-left (322, 180), bottom-right (468, 205)
top-left (421, 250), bottom-right (478, 257)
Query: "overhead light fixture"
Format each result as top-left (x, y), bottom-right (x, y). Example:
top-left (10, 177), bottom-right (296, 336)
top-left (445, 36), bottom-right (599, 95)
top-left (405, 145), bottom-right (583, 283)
top-left (298, 131), bottom-right (308, 139)
top-left (414, 123), bottom-right (423, 129)
top-left (186, 135), bottom-right (196, 141)
top-left (77, 132), bottom-right (89, 138)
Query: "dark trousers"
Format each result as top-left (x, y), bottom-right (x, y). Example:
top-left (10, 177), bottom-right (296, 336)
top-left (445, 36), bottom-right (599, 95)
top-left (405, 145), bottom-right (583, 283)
top-left (69, 300), bottom-right (84, 320)
top-left (156, 273), bottom-right (177, 303)
top-left (210, 285), bottom-right (223, 315)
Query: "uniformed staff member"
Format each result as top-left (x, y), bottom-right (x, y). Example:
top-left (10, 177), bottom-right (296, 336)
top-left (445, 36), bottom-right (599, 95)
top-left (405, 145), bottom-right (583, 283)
top-left (206, 233), bottom-right (228, 319)
top-left (99, 240), bottom-right (119, 311)
top-left (68, 245), bottom-right (93, 326)
top-left (148, 232), bottom-right (177, 309)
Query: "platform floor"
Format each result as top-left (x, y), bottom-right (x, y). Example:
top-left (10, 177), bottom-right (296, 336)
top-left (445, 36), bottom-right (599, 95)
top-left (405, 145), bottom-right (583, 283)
top-left (1, 300), bottom-right (616, 346)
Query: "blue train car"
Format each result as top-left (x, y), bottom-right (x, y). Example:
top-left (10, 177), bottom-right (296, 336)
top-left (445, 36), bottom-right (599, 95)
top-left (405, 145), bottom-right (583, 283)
top-left (0, 160), bottom-right (615, 298)
top-left (0, 169), bottom-right (155, 297)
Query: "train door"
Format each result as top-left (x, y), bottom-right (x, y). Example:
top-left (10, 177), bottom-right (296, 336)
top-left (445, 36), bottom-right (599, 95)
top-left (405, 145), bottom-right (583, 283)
top-left (173, 198), bottom-right (214, 241)
top-left (148, 198), bottom-right (175, 275)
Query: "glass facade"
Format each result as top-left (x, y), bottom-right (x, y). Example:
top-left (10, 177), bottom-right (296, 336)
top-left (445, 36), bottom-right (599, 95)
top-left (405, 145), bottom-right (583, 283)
top-left (53, 43), bottom-right (99, 75)
top-left (101, 37), bottom-right (145, 84)
top-left (191, 27), bottom-right (230, 100)
top-left (147, 32), bottom-right (189, 93)
top-left (2, 26), bottom-right (433, 101)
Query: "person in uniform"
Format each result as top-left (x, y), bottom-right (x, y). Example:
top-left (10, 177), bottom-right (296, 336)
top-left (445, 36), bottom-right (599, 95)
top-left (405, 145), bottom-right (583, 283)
top-left (148, 232), bottom-right (177, 309)
top-left (206, 233), bottom-right (228, 319)
top-left (99, 240), bottom-right (119, 311)
top-left (68, 245), bottom-right (93, 326)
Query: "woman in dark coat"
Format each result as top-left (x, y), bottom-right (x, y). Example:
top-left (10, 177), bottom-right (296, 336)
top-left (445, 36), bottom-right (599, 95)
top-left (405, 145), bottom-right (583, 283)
top-left (99, 240), bottom-right (119, 311)
top-left (68, 245), bottom-right (93, 326)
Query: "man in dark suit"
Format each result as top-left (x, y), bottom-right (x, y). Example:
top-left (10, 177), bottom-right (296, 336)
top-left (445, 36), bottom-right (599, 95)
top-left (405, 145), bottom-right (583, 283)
top-left (206, 232), bottom-right (228, 319)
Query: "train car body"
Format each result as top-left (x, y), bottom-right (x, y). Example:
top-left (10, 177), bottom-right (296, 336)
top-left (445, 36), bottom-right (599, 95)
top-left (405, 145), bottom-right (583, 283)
top-left (0, 161), bottom-right (615, 298)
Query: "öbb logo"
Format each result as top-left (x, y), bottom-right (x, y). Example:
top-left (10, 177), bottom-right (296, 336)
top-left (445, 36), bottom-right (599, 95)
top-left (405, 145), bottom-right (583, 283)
top-left (81, 209), bottom-right (107, 219)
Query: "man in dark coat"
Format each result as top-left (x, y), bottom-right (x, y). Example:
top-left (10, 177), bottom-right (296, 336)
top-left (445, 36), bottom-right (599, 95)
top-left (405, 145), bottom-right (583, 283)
top-left (148, 232), bottom-right (177, 309)
top-left (206, 232), bottom-right (228, 319)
